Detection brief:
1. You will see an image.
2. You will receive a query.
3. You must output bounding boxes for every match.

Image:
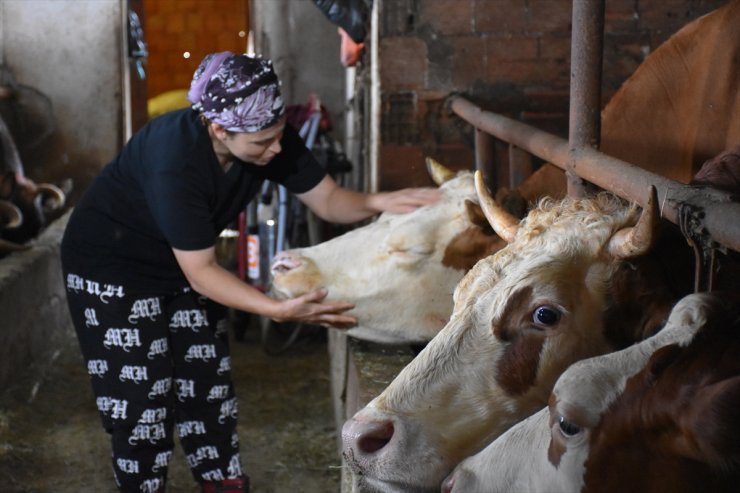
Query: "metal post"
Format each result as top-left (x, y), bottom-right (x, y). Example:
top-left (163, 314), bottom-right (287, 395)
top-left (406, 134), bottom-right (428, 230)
top-left (568, 0), bottom-right (605, 197)
top-left (475, 128), bottom-right (497, 193)
top-left (508, 144), bottom-right (533, 189)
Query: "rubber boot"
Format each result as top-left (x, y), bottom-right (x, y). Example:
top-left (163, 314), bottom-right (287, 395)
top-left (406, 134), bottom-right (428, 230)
top-left (201, 475), bottom-right (250, 493)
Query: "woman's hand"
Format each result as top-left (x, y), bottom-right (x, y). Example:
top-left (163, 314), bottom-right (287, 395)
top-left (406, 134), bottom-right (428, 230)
top-left (373, 187), bottom-right (443, 214)
top-left (273, 287), bottom-right (357, 329)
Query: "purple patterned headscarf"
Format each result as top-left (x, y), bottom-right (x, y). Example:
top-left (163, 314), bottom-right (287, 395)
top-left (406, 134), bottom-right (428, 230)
top-left (187, 51), bottom-right (285, 133)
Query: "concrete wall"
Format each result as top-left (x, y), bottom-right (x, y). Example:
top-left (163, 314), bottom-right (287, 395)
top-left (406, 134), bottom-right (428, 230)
top-left (0, 0), bottom-right (125, 203)
top-left (0, 212), bottom-right (73, 390)
top-left (250, 0), bottom-right (347, 145)
top-left (0, 0), bottom-right (126, 387)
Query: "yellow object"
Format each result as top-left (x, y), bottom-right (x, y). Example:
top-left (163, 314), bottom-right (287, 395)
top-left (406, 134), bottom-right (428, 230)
top-left (147, 89), bottom-right (190, 119)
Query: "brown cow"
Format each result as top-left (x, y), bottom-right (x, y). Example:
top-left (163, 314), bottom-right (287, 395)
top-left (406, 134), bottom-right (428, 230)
top-left (599, 0), bottom-right (740, 184)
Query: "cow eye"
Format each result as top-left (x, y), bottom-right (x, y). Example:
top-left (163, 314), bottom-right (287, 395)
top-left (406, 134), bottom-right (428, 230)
top-left (533, 306), bottom-right (561, 326)
top-left (388, 244), bottom-right (433, 257)
top-left (558, 415), bottom-right (581, 437)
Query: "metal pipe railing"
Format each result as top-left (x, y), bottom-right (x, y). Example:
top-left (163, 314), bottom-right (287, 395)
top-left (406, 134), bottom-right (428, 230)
top-left (450, 96), bottom-right (740, 254)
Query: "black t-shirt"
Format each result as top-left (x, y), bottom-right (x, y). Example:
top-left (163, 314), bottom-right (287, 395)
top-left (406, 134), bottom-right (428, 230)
top-left (61, 108), bottom-right (326, 291)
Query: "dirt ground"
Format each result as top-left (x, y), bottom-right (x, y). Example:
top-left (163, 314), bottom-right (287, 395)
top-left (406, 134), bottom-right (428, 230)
top-left (0, 318), bottom-right (342, 493)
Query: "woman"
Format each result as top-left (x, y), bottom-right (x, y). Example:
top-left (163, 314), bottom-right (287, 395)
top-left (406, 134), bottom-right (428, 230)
top-left (61, 52), bottom-right (439, 493)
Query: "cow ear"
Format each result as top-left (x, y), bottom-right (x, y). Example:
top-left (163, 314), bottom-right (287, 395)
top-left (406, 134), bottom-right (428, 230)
top-left (494, 187), bottom-right (528, 219)
top-left (464, 200), bottom-right (492, 230)
top-left (644, 344), bottom-right (682, 383)
top-left (683, 376), bottom-right (740, 466)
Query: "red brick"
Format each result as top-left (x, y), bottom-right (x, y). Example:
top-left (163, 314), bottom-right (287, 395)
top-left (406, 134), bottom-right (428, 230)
top-left (378, 145), bottom-right (430, 190)
top-left (473, 0), bottom-right (528, 34)
top-left (146, 14), bottom-right (165, 34)
top-left (186, 12), bottom-right (204, 31)
top-left (418, 0), bottom-right (474, 35)
top-left (450, 36), bottom-right (488, 88)
top-left (204, 14), bottom-right (226, 32)
top-left (538, 34), bottom-right (570, 61)
top-left (486, 35), bottom-right (538, 61)
top-left (165, 14), bottom-right (187, 34)
top-left (427, 145), bottom-right (475, 171)
top-left (605, 1), bottom-right (638, 32)
top-left (380, 37), bottom-right (428, 90)
top-left (637, 0), bottom-right (724, 31)
top-left (487, 58), bottom-right (568, 86)
top-left (527, 0), bottom-right (572, 34)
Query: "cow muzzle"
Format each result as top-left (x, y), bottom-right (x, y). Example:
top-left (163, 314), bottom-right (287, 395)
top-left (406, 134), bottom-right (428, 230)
top-left (270, 250), bottom-right (304, 275)
top-left (269, 250), bottom-right (323, 298)
top-left (341, 409), bottom-right (446, 492)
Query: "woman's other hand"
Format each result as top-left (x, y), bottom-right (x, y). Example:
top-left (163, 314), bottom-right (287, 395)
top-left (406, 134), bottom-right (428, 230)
top-left (273, 287), bottom-right (357, 329)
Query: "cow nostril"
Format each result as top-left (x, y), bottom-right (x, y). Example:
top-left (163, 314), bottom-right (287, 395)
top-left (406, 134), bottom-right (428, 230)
top-left (359, 436), bottom-right (390, 454)
top-left (357, 421), bottom-right (394, 454)
top-left (270, 251), bottom-right (303, 274)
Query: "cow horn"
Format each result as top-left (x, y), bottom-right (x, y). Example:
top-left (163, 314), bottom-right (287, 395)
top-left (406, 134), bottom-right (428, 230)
top-left (425, 157), bottom-right (457, 185)
top-left (0, 199), bottom-right (23, 229)
top-left (607, 185), bottom-right (659, 259)
top-left (474, 170), bottom-right (520, 243)
top-left (36, 183), bottom-right (66, 213)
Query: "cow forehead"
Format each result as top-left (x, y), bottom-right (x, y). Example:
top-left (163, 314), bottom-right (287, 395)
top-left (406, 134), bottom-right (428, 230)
top-left (453, 195), bottom-right (636, 307)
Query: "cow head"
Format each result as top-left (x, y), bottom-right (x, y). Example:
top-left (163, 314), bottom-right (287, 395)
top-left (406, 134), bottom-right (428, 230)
top-left (269, 162), bottom-right (506, 344)
top-left (443, 292), bottom-right (740, 493)
top-left (0, 171), bottom-right (66, 254)
top-left (340, 172), bottom-right (691, 492)
top-left (1, 104), bottom-right (67, 255)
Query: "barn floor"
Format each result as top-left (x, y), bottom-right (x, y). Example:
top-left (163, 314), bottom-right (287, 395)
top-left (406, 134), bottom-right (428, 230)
top-left (0, 316), bottom-right (342, 493)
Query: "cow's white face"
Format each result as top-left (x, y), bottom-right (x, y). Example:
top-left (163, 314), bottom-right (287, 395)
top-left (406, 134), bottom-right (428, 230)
top-left (443, 293), bottom-right (725, 493)
top-left (270, 172), bottom-right (505, 344)
top-left (341, 193), bottom-right (677, 492)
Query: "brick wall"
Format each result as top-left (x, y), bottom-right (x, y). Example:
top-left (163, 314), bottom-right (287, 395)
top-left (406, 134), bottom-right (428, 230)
top-left (375, 0), bottom-right (727, 190)
top-left (143, 0), bottom-right (250, 99)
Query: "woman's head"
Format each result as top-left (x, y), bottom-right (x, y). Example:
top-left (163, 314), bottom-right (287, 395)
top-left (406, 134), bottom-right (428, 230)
top-left (187, 52), bottom-right (285, 133)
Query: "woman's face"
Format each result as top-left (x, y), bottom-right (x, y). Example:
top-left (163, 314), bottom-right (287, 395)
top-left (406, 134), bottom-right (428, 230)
top-left (220, 118), bottom-right (285, 165)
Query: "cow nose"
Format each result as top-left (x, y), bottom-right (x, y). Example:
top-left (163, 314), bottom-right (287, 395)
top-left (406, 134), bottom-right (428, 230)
top-left (270, 250), bottom-right (303, 275)
top-left (342, 416), bottom-right (395, 459)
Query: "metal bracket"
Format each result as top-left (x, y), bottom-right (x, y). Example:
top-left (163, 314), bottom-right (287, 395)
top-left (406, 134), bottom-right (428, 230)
top-left (677, 202), bottom-right (720, 293)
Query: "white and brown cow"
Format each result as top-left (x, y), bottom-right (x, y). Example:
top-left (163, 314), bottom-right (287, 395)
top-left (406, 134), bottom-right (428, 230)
top-left (340, 173), bottom-right (694, 492)
top-left (270, 164), bottom-right (507, 344)
top-left (443, 292), bottom-right (740, 493)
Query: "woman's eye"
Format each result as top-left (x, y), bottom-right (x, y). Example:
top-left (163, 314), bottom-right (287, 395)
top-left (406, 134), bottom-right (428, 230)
top-left (533, 306), bottom-right (561, 326)
top-left (558, 415), bottom-right (581, 437)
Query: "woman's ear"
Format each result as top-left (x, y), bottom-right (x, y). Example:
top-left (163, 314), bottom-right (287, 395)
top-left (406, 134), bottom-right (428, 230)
top-left (210, 123), bottom-right (229, 141)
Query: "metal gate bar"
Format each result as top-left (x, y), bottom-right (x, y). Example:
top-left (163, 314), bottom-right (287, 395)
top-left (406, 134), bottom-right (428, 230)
top-left (567, 0), bottom-right (605, 197)
top-left (450, 95), bottom-right (740, 254)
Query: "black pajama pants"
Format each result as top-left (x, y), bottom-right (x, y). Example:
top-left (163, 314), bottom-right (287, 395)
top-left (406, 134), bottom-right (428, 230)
top-left (63, 271), bottom-right (243, 493)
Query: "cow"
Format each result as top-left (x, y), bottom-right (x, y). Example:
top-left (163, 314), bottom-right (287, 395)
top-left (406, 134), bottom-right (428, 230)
top-left (442, 292), bottom-right (740, 493)
top-left (0, 106), bottom-right (66, 255)
top-left (598, 0), bottom-right (740, 184)
top-left (269, 160), bottom-right (508, 344)
top-left (340, 172), bottom-right (696, 492)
